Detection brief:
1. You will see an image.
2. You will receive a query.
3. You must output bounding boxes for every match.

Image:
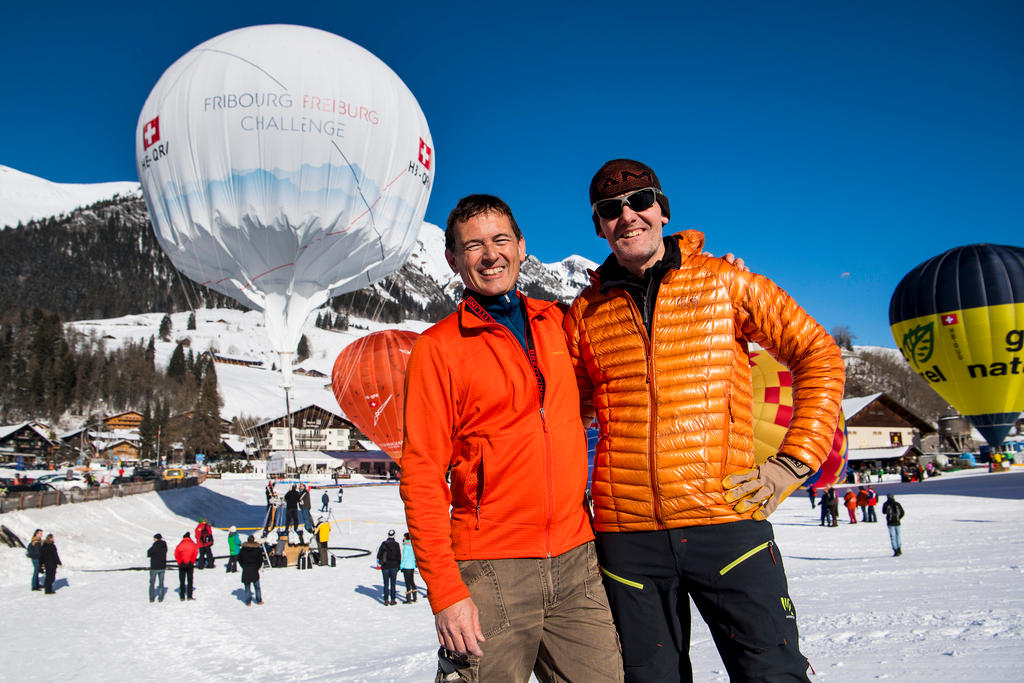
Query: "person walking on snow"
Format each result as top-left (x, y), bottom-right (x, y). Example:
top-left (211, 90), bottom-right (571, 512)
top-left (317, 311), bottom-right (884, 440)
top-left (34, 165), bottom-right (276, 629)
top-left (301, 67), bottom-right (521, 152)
top-left (298, 485), bottom-right (313, 534)
top-left (238, 535), bottom-right (264, 605)
top-left (284, 484), bottom-right (300, 532)
top-left (400, 531), bottom-right (418, 603)
top-left (843, 489), bottom-right (858, 524)
top-left (40, 533), bottom-right (62, 594)
top-left (315, 518), bottom-right (331, 566)
top-left (195, 518), bottom-right (215, 569)
top-left (376, 529), bottom-right (401, 606)
top-left (26, 529), bottom-right (43, 591)
top-left (856, 486), bottom-right (869, 522)
top-left (175, 532), bottom-right (198, 600)
top-left (226, 526), bottom-right (240, 573)
top-left (883, 494), bottom-right (905, 556)
top-left (866, 485), bottom-right (879, 522)
top-left (147, 533), bottom-right (168, 602)
top-left (808, 484), bottom-right (816, 508)
top-left (320, 490), bottom-right (330, 513)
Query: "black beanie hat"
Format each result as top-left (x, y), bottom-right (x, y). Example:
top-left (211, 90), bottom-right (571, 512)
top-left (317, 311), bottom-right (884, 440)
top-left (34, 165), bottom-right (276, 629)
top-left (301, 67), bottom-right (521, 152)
top-left (589, 159), bottom-right (670, 235)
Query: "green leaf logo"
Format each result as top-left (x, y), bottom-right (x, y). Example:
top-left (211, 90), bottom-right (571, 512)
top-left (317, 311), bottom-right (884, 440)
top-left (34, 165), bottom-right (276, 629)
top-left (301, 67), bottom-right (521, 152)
top-left (901, 323), bottom-right (934, 368)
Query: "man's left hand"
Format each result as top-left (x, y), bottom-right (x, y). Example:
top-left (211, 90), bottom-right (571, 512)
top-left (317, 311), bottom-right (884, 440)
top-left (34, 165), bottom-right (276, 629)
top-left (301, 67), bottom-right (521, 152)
top-left (722, 454), bottom-right (812, 520)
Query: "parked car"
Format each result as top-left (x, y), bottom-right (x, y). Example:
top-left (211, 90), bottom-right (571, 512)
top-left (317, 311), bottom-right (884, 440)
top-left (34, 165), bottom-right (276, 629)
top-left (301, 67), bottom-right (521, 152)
top-left (132, 468), bottom-right (160, 482)
top-left (163, 468), bottom-right (184, 480)
top-left (48, 475), bottom-right (89, 492)
top-left (4, 482), bottom-right (58, 493)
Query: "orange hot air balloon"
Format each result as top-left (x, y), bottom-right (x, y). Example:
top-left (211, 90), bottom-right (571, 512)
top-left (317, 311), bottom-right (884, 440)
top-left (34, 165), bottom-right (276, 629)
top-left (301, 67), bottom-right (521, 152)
top-left (750, 349), bottom-right (848, 488)
top-left (331, 330), bottom-right (419, 462)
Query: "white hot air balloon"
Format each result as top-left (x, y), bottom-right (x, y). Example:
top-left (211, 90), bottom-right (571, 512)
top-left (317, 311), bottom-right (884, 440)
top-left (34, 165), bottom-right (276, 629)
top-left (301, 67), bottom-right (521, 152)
top-left (136, 25), bottom-right (434, 392)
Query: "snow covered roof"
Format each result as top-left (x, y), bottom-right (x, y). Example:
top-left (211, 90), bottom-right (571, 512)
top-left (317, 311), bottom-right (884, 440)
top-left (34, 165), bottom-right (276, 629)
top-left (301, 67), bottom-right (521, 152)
top-left (0, 422), bottom-right (56, 443)
top-left (847, 445), bottom-right (920, 461)
top-left (842, 393), bottom-right (883, 418)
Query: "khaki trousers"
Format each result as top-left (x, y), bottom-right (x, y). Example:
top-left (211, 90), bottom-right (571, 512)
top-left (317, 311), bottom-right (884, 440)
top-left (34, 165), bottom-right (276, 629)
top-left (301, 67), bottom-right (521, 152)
top-left (437, 541), bottom-right (623, 683)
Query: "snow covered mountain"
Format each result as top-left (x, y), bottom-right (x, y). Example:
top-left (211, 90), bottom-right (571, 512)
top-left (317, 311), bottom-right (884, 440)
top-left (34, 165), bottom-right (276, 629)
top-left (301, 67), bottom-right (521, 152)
top-left (0, 165), bottom-right (139, 230)
top-left (0, 165), bottom-right (597, 322)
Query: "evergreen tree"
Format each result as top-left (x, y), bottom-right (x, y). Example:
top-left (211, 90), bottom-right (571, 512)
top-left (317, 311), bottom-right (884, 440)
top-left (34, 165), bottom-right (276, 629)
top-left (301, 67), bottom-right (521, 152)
top-left (139, 403), bottom-right (156, 460)
top-left (145, 336), bottom-right (155, 369)
top-left (167, 343), bottom-right (186, 382)
top-left (158, 314), bottom-right (172, 341)
top-left (187, 311), bottom-right (196, 330)
top-left (186, 360), bottom-right (223, 459)
top-left (297, 334), bottom-right (311, 362)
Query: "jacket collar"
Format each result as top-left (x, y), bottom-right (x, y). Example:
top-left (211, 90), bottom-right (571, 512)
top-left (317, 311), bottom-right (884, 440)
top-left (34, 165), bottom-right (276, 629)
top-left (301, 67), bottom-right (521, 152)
top-left (458, 288), bottom-right (559, 330)
top-left (589, 230), bottom-right (706, 289)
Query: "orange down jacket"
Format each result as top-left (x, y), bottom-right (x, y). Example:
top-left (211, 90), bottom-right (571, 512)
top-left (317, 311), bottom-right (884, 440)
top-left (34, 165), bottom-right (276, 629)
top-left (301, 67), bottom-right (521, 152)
top-left (563, 230), bottom-right (845, 532)
top-left (400, 294), bottom-right (593, 614)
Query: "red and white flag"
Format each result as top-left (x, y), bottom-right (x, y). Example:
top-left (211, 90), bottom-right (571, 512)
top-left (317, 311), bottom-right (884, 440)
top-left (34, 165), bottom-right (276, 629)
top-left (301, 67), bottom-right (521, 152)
top-left (418, 138), bottom-right (432, 170)
top-left (143, 117), bottom-right (160, 150)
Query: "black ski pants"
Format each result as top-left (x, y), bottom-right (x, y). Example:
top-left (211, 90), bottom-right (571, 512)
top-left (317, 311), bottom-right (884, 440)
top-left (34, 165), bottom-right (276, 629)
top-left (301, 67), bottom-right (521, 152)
top-left (597, 520), bottom-right (810, 683)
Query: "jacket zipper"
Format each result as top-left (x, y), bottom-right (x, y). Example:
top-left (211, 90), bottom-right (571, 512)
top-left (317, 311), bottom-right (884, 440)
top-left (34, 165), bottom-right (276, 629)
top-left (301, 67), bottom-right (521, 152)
top-left (473, 300), bottom-right (554, 555)
top-left (622, 292), bottom-right (664, 529)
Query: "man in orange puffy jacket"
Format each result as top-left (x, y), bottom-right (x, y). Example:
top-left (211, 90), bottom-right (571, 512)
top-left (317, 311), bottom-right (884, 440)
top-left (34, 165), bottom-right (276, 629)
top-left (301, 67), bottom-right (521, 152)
top-left (401, 195), bottom-right (622, 682)
top-left (564, 159), bottom-right (845, 682)
top-left (174, 532), bottom-right (198, 601)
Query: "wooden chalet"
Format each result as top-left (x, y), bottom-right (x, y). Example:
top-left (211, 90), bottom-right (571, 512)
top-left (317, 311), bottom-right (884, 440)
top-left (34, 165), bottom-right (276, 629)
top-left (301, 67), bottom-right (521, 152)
top-left (103, 411), bottom-right (144, 431)
top-left (842, 393), bottom-right (936, 471)
top-left (250, 404), bottom-right (365, 454)
top-left (0, 422), bottom-right (59, 464)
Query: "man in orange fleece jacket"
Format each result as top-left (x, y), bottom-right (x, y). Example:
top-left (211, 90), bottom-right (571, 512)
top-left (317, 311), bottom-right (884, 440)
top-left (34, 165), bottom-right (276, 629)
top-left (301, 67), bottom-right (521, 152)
top-left (401, 195), bottom-right (622, 682)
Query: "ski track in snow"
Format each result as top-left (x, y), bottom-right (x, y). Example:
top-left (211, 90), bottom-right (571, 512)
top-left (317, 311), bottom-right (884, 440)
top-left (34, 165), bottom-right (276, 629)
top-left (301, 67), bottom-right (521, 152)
top-left (1, 471), bottom-right (1022, 681)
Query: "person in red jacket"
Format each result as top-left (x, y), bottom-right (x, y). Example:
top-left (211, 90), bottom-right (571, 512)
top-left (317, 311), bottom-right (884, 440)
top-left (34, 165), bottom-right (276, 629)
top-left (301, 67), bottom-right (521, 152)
top-left (194, 518), bottom-right (214, 569)
top-left (401, 195), bottom-right (622, 682)
top-left (844, 489), bottom-right (859, 523)
top-left (174, 532), bottom-right (198, 601)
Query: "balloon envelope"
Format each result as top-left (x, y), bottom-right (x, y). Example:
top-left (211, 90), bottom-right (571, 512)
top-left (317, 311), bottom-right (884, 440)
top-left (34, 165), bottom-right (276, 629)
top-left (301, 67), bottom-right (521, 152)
top-left (331, 330), bottom-right (419, 462)
top-left (136, 25), bottom-right (434, 364)
top-left (750, 350), bottom-right (849, 488)
top-left (889, 244), bottom-right (1024, 447)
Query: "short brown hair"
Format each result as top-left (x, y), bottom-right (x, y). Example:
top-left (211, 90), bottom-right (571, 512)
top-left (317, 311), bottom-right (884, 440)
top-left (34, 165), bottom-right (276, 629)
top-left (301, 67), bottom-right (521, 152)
top-left (445, 194), bottom-right (522, 251)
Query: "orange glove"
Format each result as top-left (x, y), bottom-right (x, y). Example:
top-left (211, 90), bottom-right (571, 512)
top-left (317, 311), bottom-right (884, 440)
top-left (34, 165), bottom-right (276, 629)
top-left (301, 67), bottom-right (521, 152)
top-left (722, 454), bottom-right (812, 520)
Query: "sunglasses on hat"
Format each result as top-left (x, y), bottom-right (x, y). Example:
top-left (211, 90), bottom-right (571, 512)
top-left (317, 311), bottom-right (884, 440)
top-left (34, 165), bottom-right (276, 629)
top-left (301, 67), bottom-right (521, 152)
top-left (592, 187), bottom-right (661, 220)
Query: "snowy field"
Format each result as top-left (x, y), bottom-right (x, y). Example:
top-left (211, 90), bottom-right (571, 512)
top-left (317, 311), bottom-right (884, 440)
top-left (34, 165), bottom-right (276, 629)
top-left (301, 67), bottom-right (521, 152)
top-left (1, 470), bottom-right (1022, 681)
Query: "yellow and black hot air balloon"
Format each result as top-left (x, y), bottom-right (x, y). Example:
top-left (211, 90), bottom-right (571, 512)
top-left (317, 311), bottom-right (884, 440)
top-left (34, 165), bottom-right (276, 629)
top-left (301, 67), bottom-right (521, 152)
top-left (889, 244), bottom-right (1024, 448)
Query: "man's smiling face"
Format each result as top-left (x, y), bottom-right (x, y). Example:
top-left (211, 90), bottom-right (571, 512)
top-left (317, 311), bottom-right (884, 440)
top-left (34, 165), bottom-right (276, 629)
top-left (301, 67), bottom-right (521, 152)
top-left (445, 210), bottom-right (526, 297)
top-left (597, 193), bottom-right (669, 276)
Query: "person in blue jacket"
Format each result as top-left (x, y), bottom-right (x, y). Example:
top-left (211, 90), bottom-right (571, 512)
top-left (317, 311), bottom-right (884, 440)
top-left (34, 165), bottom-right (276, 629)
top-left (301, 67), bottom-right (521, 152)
top-left (26, 529), bottom-right (43, 591)
top-left (400, 531), bottom-right (418, 604)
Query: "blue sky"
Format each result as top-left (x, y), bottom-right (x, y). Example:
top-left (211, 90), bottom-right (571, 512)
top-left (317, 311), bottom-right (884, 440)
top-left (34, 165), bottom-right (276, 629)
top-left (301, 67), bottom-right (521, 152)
top-left (2, 1), bottom-right (1021, 346)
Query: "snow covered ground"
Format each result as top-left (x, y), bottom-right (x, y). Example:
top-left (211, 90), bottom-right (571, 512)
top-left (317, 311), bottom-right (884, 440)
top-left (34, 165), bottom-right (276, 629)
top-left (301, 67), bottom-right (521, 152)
top-left (1, 470), bottom-right (1021, 681)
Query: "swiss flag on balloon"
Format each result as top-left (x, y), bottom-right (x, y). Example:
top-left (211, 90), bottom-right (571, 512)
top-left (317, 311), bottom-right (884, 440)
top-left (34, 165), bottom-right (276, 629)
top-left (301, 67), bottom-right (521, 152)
top-left (143, 117), bottom-right (160, 150)
top-left (942, 313), bottom-right (959, 326)
top-left (418, 138), bottom-right (432, 170)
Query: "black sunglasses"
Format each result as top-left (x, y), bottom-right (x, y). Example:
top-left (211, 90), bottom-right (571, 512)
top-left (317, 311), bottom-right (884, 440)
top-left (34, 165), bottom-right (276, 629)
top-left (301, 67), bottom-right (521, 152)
top-left (592, 187), bottom-right (660, 220)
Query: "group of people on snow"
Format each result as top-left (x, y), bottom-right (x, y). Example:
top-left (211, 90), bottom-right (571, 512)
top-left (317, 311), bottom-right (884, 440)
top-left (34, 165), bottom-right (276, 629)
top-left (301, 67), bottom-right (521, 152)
top-left (376, 529), bottom-right (418, 606)
top-left (25, 528), bottom-right (61, 594)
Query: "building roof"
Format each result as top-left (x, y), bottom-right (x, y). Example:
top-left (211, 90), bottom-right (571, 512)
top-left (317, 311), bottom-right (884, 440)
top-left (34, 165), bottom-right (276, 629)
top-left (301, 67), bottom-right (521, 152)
top-left (842, 393), bottom-right (935, 433)
top-left (847, 445), bottom-right (922, 461)
top-left (842, 393), bottom-right (883, 419)
top-left (0, 422), bottom-right (56, 443)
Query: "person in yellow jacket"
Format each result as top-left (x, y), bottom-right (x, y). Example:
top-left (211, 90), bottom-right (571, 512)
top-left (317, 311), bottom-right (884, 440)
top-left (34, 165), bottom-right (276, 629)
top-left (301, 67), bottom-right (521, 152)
top-left (314, 518), bottom-right (330, 566)
top-left (565, 159), bottom-right (845, 682)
